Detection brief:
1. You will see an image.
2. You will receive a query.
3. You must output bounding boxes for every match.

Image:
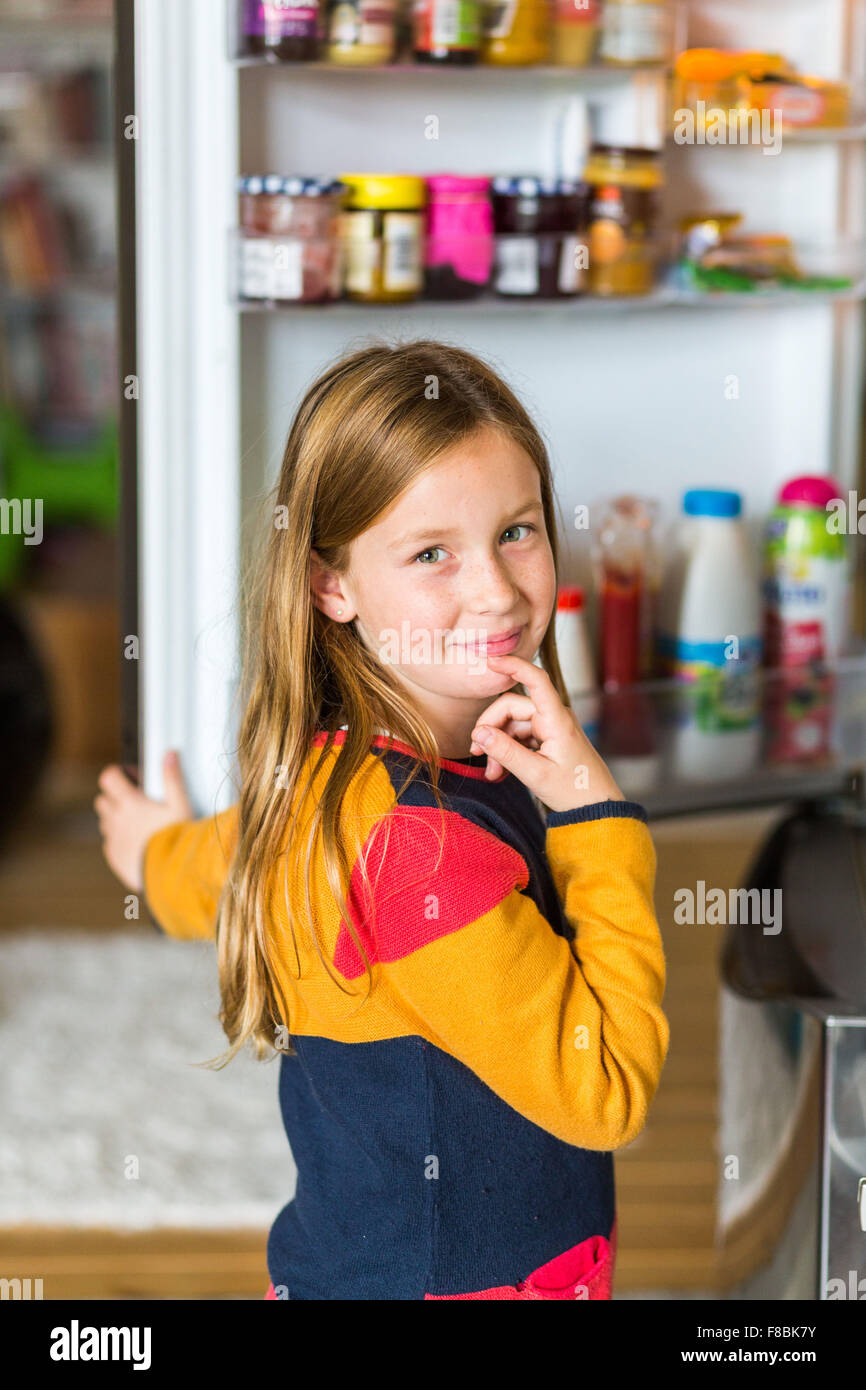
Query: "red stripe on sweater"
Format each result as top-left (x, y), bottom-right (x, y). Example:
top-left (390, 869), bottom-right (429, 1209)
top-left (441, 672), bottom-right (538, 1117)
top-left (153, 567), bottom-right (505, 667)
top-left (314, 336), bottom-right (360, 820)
top-left (333, 807), bottom-right (529, 980)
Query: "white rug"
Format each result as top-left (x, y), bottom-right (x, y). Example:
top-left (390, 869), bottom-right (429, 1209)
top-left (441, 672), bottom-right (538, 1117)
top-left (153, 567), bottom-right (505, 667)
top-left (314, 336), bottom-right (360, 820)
top-left (0, 928), bottom-right (295, 1229)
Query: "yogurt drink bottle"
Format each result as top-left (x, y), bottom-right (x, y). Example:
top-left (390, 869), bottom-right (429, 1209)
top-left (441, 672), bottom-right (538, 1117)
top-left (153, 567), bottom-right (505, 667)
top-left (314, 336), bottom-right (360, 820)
top-left (657, 488), bottom-right (763, 782)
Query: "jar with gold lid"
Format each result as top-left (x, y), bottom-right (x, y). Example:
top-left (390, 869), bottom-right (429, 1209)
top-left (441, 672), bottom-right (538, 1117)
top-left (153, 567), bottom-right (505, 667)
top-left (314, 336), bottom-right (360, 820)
top-left (339, 174), bottom-right (426, 302)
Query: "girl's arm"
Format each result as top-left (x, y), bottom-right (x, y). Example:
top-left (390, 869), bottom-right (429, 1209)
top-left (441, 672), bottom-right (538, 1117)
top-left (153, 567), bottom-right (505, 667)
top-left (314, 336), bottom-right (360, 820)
top-left (342, 799), bottom-right (668, 1153)
top-left (96, 751), bottom-right (237, 939)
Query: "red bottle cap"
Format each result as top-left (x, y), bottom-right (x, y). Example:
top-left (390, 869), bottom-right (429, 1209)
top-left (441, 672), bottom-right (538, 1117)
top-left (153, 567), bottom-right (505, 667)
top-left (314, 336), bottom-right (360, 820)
top-left (557, 586), bottom-right (585, 610)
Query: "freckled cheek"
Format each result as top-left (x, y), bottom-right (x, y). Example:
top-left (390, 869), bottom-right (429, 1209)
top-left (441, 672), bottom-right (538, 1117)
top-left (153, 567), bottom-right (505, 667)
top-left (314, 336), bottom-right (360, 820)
top-left (368, 575), bottom-right (454, 635)
top-left (517, 552), bottom-right (556, 619)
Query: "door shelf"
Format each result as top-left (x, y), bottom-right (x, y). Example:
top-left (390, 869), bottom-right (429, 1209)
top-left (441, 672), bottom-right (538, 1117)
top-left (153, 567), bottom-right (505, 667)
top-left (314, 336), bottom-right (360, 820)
top-left (581, 647), bottom-right (866, 821)
top-left (235, 281), bottom-right (866, 314)
top-left (232, 58), bottom-right (669, 79)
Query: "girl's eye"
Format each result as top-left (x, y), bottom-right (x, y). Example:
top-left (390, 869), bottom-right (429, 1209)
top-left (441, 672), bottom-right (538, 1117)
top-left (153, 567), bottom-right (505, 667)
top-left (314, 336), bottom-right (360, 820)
top-left (411, 525), bottom-right (535, 565)
top-left (501, 523), bottom-right (535, 543)
top-left (413, 546), bottom-right (447, 565)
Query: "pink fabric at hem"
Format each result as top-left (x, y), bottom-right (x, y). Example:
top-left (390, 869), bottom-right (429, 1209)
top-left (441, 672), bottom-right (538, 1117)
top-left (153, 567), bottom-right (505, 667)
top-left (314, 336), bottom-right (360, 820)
top-left (264, 1218), bottom-right (617, 1301)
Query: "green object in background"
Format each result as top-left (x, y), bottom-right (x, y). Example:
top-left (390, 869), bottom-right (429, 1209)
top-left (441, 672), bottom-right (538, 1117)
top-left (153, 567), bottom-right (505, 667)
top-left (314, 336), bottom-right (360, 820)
top-left (0, 404), bottom-right (118, 589)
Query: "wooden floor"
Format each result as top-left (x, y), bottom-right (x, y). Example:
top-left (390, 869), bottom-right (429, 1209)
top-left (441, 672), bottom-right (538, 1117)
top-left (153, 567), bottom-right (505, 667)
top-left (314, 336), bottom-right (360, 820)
top-left (0, 767), bottom-right (787, 1297)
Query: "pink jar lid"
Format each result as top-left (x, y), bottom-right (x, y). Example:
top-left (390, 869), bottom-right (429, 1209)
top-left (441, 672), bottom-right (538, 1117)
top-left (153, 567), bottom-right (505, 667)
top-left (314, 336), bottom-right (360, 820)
top-left (778, 475), bottom-right (843, 508)
top-left (426, 175), bottom-right (491, 196)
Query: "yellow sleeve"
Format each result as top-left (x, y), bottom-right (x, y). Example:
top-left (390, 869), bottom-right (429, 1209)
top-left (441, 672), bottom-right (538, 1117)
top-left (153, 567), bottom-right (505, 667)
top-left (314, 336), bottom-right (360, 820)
top-left (371, 800), bottom-right (669, 1151)
top-left (142, 805), bottom-right (239, 940)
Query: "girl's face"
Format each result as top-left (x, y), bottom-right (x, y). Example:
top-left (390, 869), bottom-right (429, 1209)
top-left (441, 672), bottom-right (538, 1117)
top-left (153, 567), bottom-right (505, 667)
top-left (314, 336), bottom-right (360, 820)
top-left (311, 424), bottom-right (557, 754)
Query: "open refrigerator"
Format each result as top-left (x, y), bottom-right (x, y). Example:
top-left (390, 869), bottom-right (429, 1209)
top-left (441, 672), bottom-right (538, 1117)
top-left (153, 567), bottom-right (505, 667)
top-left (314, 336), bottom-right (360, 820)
top-left (119, 0), bottom-right (866, 1298)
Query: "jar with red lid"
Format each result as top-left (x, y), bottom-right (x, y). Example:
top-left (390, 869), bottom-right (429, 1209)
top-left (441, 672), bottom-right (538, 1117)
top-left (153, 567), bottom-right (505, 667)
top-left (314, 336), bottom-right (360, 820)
top-left (424, 175), bottom-right (493, 299)
top-left (491, 176), bottom-right (589, 298)
top-left (236, 175), bottom-right (346, 303)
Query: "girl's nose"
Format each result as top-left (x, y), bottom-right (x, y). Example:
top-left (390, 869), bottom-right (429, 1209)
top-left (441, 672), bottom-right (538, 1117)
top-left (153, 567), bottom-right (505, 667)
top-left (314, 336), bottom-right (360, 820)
top-left (463, 556), bottom-right (521, 612)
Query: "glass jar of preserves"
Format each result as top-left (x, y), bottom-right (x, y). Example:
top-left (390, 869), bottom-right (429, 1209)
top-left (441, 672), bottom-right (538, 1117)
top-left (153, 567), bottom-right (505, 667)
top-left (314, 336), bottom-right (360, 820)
top-left (551, 0), bottom-right (599, 67)
top-left (237, 176), bottom-right (346, 303)
top-left (240, 0), bottom-right (322, 60)
top-left (583, 145), bottom-right (662, 296)
top-left (424, 175), bottom-right (493, 298)
top-left (327, 0), bottom-right (397, 63)
top-left (339, 174), bottom-right (426, 302)
top-left (598, 0), bottom-right (671, 68)
top-left (413, 0), bottom-right (482, 63)
top-left (482, 0), bottom-right (549, 65)
top-left (491, 175), bottom-right (589, 298)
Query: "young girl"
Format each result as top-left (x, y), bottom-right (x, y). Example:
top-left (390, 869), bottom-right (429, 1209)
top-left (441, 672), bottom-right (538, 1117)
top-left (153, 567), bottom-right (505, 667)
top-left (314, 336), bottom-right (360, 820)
top-left (96, 338), bottom-right (669, 1301)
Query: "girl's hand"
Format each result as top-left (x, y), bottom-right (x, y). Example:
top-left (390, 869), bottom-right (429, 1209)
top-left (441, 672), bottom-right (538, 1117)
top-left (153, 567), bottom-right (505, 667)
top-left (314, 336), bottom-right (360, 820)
top-left (95, 750), bottom-right (193, 894)
top-left (469, 654), bottom-right (626, 813)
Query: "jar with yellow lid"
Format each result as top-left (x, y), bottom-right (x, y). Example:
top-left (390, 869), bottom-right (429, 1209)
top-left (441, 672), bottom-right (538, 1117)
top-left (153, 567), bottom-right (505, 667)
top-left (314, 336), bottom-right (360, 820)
top-left (598, 0), bottom-right (671, 68)
top-left (583, 144), bottom-right (663, 296)
top-left (339, 174), bottom-right (426, 302)
top-left (482, 0), bottom-right (549, 66)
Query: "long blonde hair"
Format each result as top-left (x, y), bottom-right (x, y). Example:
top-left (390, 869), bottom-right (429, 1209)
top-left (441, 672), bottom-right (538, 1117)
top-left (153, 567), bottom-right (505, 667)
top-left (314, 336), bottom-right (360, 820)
top-left (209, 338), bottom-right (569, 1067)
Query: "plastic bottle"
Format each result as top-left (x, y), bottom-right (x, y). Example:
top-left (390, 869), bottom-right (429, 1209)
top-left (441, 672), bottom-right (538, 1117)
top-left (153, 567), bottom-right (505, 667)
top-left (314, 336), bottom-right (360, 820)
top-left (592, 494), bottom-right (660, 687)
top-left (657, 488), bottom-right (762, 782)
top-left (762, 475), bottom-right (847, 765)
top-left (763, 474), bottom-right (849, 666)
top-left (554, 586), bottom-right (600, 743)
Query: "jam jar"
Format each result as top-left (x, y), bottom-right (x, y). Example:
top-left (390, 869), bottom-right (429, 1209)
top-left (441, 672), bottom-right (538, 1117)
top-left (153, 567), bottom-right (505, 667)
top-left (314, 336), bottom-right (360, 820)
top-left (583, 144), bottom-right (663, 296)
top-left (491, 176), bottom-right (589, 298)
top-left (339, 174), bottom-right (426, 302)
top-left (424, 174), bottom-right (493, 299)
top-left (240, 0), bottom-right (321, 60)
top-left (237, 175), bottom-right (346, 303)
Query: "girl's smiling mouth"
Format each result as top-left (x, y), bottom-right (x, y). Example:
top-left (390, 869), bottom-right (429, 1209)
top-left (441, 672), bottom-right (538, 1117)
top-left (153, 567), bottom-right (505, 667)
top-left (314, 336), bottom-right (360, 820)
top-left (462, 625), bottom-right (524, 655)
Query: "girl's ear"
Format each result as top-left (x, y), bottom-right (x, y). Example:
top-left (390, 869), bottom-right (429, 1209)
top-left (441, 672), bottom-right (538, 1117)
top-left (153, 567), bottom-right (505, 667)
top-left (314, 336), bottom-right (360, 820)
top-left (310, 547), bottom-right (354, 621)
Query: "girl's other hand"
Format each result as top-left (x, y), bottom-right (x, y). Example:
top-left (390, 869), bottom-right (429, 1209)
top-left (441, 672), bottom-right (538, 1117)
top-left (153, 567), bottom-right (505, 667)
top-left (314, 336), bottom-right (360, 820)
top-left (94, 750), bottom-right (193, 894)
top-left (469, 654), bottom-right (626, 813)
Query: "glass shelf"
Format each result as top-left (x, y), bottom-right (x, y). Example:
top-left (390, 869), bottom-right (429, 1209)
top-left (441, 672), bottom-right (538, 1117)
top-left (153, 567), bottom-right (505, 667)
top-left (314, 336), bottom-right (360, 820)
top-left (233, 58), bottom-right (669, 79)
top-left (235, 281), bottom-right (866, 313)
top-left (579, 647), bottom-right (866, 820)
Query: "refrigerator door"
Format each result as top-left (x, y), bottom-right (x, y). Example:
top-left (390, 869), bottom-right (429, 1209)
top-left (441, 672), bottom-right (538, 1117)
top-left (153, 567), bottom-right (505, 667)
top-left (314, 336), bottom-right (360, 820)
top-left (129, 0), bottom-right (240, 812)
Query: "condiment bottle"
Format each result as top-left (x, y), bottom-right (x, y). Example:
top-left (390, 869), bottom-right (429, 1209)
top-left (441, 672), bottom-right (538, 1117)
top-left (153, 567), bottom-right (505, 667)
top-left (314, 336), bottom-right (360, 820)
top-left (554, 585), bottom-right (600, 743)
top-left (592, 495), bottom-right (659, 688)
top-left (482, 0), bottom-right (549, 65)
top-left (551, 0), bottom-right (599, 67)
top-left (412, 0), bottom-right (482, 63)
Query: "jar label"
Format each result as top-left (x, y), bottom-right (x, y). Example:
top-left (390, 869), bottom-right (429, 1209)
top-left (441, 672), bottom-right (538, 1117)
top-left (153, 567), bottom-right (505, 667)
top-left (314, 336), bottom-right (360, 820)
top-left (383, 211), bottom-right (423, 291)
top-left (329, 0), bottom-right (396, 47)
top-left (239, 235), bottom-right (304, 300)
top-left (599, 4), bottom-right (667, 63)
top-left (414, 0), bottom-right (481, 50)
top-left (658, 635), bottom-right (763, 732)
top-left (343, 210), bottom-right (379, 292)
top-left (245, 0), bottom-right (319, 37)
top-left (495, 236), bottom-right (539, 294)
top-left (557, 234), bottom-right (583, 293)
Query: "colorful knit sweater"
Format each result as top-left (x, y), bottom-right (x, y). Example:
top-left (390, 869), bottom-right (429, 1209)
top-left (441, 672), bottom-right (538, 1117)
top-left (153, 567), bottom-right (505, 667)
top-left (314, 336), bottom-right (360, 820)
top-left (143, 730), bottom-right (669, 1300)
